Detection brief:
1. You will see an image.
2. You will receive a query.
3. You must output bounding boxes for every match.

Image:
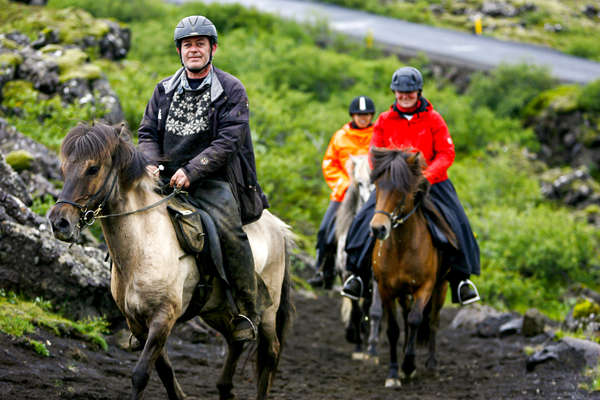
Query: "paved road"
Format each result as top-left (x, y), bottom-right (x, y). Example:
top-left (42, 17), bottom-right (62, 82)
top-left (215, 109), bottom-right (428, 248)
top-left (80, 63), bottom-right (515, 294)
top-left (171, 0), bottom-right (600, 84)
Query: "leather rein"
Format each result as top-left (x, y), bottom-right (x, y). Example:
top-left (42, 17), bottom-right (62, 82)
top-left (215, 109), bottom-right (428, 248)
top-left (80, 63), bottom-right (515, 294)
top-left (55, 163), bottom-right (182, 230)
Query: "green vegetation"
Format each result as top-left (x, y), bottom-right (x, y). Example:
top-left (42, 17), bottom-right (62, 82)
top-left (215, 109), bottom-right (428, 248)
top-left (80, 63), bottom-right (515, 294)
top-left (5, 150), bottom-right (34, 171)
top-left (0, 289), bottom-right (109, 356)
top-left (0, 0), bottom-right (598, 321)
top-left (316, 0), bottom-right (600, 62)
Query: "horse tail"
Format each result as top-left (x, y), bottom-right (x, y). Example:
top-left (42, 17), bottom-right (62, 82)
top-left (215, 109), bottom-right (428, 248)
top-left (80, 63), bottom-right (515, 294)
top-left (276, 235), bottom-right (295, 348)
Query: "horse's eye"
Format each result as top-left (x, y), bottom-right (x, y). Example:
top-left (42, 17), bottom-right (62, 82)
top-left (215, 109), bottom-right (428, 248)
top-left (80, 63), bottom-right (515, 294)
top-left (86, 166), bottom-right (100, 176)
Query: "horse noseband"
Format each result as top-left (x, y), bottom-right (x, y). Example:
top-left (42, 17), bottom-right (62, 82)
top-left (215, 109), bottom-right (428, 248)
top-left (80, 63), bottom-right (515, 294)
top-left (374, 201), bottom-right (420, 230)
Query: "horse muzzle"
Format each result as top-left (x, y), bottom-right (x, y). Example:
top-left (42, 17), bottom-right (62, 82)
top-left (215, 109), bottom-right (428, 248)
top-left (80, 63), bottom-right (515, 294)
top-left (48, 204), bottom-right (80, 242)
top-left (371, 224), bottom-right (390, 241)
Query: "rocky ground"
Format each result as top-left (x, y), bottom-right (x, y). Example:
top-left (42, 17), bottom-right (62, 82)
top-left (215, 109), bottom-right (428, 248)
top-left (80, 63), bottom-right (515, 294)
top-left (1, 290), bottom-right (599, 400)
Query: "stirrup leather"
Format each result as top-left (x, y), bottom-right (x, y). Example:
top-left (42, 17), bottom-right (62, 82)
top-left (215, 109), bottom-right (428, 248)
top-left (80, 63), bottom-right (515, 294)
top-left (457, 279), bottom-right (480, 305)
top-left (341, 275), bottom-right (364, 301)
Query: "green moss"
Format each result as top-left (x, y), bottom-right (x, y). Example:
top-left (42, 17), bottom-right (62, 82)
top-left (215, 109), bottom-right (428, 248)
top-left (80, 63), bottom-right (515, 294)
top-left (573, 299), bottom-right (600, 319)
top-left (1, 80), bottom-right (36, 105)
top-left (523, 85), bottom-right (583, 119)
top-left (0, 52), bottom-right (22, 68)
top-left (0, 37), bottom-right (20, 51)
top-left (0, 290), bottom-right (110, 355)
top-left (584, 204), bottom-right (600, 217)
top-left (59, 62), bottom-right (102, 82)
top-left (27, 338), bottom-right (50, 357)
top-left (5, 150), bottom-right (34, 171)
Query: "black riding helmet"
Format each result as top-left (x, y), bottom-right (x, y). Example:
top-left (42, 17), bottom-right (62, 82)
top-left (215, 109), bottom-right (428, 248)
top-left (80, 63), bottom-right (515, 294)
top-left (349, 95), bottom-right (375, 115)
top-left (390, 66), bottom-right (423, 92)
top-left (174, 16), bottom-right (218, 72)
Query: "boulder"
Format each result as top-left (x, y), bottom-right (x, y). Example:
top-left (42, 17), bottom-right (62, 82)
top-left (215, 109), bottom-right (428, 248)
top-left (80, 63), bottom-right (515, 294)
top-left (93, 78), bottom-right (125, 125)
top-left (450, 304), bottom-right (502, 331)
top-left (16, 48), bottom-right (59, 94)
top-left (0, 217), bottom-right (119, 321)
top-left (526, 340), bottom-right (586, 372)
top-left (0, 152), bottom-right (32, 206)
top-left (481, 1), bottom-right (517, 18)
top-left (99, 20), bottom-right (131, 61)
top-left (522, 308), bottom-right (548, 337)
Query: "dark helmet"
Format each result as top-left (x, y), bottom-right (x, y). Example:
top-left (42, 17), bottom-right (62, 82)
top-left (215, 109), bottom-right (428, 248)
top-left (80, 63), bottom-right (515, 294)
top-left (349, 95), bottom-right (375, 115)
top-left (174, 16), bottom-right (218, 47)
top-left (390, 66), bottom-right (423, 92)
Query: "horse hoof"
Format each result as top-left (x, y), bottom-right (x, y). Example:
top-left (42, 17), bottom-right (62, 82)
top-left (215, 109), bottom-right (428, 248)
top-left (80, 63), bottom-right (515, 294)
top-left (399, 370), bottom-right (417, 380)
top-left (384, 378), bottom-right (402, 388)
top-left (352, 351), bottom-right (366, 360)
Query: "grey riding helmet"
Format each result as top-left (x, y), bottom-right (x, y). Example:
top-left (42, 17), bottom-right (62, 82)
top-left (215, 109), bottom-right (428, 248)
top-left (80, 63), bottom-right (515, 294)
top-left (173, 15), bottom-right (218, 47)
top-left (390, 66), bottom-right (423, 92)
top-left (348, 95), bottom-right (375, 115)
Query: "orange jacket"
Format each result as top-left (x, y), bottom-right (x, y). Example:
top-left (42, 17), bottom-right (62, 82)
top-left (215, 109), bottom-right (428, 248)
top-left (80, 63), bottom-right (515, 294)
top-left (322, 122), bottom-right (373, 202)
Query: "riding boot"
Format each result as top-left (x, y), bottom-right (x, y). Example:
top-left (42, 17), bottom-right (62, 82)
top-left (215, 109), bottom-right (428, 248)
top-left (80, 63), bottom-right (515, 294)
top-left (189, 180), bottom-right (259, 342)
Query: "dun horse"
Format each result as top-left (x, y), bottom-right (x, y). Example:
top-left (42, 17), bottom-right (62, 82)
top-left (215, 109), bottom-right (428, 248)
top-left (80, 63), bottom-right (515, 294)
top-left (48, 123), bottom-right (293, 400)
top-left (335, 155), bottom-right (381, 361)
top-left (369, 148), bottom-right (456, 387)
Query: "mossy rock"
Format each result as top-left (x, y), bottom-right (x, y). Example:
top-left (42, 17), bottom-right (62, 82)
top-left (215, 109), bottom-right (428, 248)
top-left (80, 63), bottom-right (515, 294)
top-left (59, 63), bottom-right (102, 83)
top-left (573, 299), bottom-right (600, 319)
top-left (1, 80), bottom-right (37, 106)
top-left (583, 204), bottom-right (600, 217)
top-left (39, 44), bottom-right (64, 55)
top-left (523, 85), bottom-right (583, 119)
top-left (5, 150), bottom-right (34, 171)
top-left (54, 48), bottom-right (88, 70)
top-left (0, 37), bottom-right (20, 51)
top-left (0, 52), bottom-right (22, 67)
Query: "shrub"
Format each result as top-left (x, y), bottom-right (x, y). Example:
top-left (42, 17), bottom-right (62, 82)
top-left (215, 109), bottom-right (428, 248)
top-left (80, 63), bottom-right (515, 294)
top-left (579, 79), bottom-right (600, 113)
top-left (466, 64), bottom-right (556, 118)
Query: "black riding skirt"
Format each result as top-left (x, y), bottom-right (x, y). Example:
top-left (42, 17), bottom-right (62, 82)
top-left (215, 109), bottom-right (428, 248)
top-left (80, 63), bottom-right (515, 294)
top-left (344, 178), bottom-right (480, 278)
top-left (315, 200), bottom-right (341, 264)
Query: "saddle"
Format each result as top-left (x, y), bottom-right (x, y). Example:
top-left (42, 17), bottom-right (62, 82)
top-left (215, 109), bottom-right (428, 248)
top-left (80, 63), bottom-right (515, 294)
top-left (166, 195), bottom-right (272, 316)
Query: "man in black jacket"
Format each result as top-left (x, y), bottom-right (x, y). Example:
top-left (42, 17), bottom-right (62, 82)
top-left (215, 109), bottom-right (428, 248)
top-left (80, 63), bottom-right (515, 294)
top-left (138, 15), bottom-right (268, 342)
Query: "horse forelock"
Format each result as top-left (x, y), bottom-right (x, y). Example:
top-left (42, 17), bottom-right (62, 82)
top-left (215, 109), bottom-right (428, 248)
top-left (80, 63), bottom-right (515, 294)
top-left (370, 148), bottom-right (420, 195)
top-left (61, 122), bottom-right (151, 188)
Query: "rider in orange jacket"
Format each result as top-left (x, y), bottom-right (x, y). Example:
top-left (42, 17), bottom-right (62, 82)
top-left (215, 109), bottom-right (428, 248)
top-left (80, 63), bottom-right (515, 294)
top-left (308, 96), bottom-right (376, 289)
top-left (341, 67), bottom-right (480, 305)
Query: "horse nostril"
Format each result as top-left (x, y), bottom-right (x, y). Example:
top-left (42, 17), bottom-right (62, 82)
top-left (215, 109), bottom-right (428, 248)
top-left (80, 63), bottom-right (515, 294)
top-left (371, 225), bottom-right (387, 240)
top-left (55, 217), bottom-right (71, 232)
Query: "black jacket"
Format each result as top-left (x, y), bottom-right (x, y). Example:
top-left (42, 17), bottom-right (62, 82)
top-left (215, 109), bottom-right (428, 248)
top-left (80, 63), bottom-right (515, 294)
top-left (138, 66), bottom-right (268, 223)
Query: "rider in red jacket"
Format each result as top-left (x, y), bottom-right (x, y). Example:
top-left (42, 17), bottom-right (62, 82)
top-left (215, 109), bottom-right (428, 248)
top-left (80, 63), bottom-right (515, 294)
top-left (341, 67), bottom-right (480, 305)
top-left (308, 96), bottom-right (375, 289)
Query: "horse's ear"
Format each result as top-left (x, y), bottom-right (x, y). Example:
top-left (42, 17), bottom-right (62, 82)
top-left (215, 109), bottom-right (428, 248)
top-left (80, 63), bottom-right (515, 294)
top-left (114, 122), bottom-right (132, 142)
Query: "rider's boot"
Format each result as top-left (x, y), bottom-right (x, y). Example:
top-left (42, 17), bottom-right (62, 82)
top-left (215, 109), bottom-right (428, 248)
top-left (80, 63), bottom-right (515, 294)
top-left (308, 251), bottom-right (336, 289)
top-left (341, 275), bottom-right (364, 300)
top-left (450, 277), bottom-right (480, 305)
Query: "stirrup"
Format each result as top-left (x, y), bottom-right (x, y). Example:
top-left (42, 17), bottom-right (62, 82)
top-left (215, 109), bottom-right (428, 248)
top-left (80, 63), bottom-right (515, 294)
top-left (457, 279), bottom-right (480, 305)
top-left (341, 275), bottom-right (364, 301)
top-left (232, 314), bottom-right (258, 341)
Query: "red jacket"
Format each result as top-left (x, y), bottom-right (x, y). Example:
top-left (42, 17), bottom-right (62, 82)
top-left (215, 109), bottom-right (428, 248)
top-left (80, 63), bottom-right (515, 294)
top-left (323, 122), bottom-right (373, 201)
top-left (371, 100), bottom-right (454, 184)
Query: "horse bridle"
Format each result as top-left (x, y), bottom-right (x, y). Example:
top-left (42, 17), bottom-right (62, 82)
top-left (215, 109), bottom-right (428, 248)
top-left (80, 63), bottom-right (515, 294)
top-left (55, 161), bottom-right (119, 229)
top-left (374, 194), bottom-right (420, 229)
top-left (55, 160), bottom-right (182, 230)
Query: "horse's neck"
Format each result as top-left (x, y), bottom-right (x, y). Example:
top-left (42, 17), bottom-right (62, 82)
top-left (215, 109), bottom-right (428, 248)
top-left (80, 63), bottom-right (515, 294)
top-left (100, 179), bottom-right (174, 265)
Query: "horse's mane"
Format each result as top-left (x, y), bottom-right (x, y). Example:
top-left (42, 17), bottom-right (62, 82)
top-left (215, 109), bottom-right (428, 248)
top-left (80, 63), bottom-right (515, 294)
top-left (370, 147), bottom-right (458, 249)
top-left (336, 176), bottom-right (360, 240)
top-left (336, 156), bottom-right (369, 240)
top-left (61, 122), bottom-right (151, 189)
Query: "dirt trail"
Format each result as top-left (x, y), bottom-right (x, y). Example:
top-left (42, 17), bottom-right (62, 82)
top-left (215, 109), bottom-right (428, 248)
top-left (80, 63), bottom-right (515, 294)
top-left (0, 290), bottom-right (598, 399)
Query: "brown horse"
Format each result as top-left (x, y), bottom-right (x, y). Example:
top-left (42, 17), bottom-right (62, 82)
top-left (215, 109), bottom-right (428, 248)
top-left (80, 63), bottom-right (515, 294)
top-left (48, 122), bottom-right (293, 400)
top-left (369, 147), bottom-right (457, 387)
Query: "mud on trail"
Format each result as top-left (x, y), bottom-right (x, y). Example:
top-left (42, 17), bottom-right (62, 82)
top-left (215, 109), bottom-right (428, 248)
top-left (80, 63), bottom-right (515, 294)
top-left (0, 291), bottom-right (598, 399)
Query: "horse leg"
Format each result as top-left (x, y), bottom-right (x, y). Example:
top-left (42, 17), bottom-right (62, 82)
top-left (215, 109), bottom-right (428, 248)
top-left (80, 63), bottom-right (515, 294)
top-left (156, 348), bottom-right (186, 400)
top-left (256, 313), bottom-right (280, 400)
top-left (366, 283), bottom-right (382, 360)
top-left (131, 314), bottom-right (176, 400)
top-left (401, 285), bottom-right (434, 379)
top-left (216, 339), bottom-right (245, 400)
top-left (425, 281), bottom-right (448, 371)
top-left (382, 298), bottom-right (401, 388)
top-left (347, 299), bottom-right (363, 354)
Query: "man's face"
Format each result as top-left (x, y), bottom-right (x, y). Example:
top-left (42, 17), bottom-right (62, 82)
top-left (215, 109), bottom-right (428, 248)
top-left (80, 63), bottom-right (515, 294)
top-left (178, 36), bottom-right (217, 72)
top-left (351, 113), bottom-right (373, 129)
